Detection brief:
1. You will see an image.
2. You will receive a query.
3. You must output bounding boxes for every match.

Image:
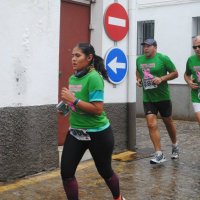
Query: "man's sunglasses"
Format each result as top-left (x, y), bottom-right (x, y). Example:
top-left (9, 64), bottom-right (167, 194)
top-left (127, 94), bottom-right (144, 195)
top-left (193, 45), bottom-right (200, 50)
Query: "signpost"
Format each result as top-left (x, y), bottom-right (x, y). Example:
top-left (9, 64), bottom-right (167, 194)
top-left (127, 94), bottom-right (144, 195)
top-left (104, 3), bottom-right (129, 41)
top-left (103, 2), bottom-right (135, 151)
top-left (105, 47), bottom-right (128, 84)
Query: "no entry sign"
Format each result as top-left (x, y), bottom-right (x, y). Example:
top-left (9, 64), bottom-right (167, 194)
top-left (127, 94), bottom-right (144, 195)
top-left (104, 3), bottom-right (129, 41)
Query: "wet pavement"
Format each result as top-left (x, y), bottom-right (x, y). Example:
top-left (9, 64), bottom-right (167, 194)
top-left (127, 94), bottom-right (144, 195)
top-left (0, 118), bottom-right (200, 200)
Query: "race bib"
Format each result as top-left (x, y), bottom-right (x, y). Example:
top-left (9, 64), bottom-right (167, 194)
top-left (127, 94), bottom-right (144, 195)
top-left (69, 128), bottom-right (91, 141)
top-left (142, 78), bottom-right (157, 90)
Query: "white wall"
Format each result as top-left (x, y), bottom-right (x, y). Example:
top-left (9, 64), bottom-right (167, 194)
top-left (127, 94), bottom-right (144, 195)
top-left (137, 0), bottom-right (200, 84)
top-left (3, 0), bottom-right (197, 107)
top-left (0, 0), bottom-right (60, 107)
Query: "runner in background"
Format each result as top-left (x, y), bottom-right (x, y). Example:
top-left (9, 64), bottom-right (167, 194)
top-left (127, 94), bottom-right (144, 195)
top-left (184, 35), bottom-right (200, 127)
top-left (136, 39), bottom-right (179, 164)
top-left (58, 43), bottom-right (125, 200)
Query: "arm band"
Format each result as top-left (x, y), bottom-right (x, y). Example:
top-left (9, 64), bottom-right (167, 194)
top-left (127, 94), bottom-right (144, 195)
top-left (73, 98), bottom-right (80, 106)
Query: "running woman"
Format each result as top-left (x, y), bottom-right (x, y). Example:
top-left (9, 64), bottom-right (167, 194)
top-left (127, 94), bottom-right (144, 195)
top-left (59, 43), bottom-right (125, 200)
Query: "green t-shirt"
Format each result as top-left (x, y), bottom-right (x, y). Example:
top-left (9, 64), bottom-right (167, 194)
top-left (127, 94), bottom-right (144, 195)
top-left (185, 55), bottom-right (200, 103)
top-left (68, 70), bottom-right (109, 129)
top-left (136, 53), bottom-right (177, 102)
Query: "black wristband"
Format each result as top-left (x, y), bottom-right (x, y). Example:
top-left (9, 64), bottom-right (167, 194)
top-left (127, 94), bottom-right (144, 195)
top-left (73, 99), bottom-right (80, 106)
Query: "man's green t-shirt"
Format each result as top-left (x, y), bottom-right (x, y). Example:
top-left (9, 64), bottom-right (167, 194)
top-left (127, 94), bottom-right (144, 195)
top-left (136, 53), bottom-right (177, 102)
top-left (68, 70), bottom-right (109, 129)
top-left (185, 54), bottom-right (200, 103)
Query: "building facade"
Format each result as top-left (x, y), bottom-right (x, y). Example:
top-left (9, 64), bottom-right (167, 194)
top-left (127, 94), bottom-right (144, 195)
top-left (0, 0), bottom-right (199, 180)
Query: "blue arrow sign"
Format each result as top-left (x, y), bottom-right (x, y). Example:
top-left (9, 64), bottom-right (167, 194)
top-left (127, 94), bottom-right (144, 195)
top-left (105, 47), bottom-right (128, 84)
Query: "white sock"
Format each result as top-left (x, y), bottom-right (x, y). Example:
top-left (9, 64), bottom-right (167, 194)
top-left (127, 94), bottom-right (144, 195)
top-left (172, 143), bottom-right (178, 148)
top-left (156, 151), bottom-right (162, 155)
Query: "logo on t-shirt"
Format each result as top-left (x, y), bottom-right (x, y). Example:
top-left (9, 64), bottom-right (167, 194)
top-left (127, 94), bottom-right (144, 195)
top-left (69, 84), bottom-right (82, 92)
top-left (140, 63), bottom-right (155, 79)
top-left (140, 63), bottom-right (157, 90)
top-left (140, 63), bottom-right (155, 69)
top-left (194, 66), bottom-right (200, 82)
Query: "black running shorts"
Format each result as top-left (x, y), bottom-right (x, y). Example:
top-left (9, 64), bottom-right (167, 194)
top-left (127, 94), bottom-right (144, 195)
top-left (143, 100), bottom-right (172, 117)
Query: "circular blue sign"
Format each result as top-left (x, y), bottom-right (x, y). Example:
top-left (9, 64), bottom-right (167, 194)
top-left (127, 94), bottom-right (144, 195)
top-left (105, 47), bottom-right (128, 84)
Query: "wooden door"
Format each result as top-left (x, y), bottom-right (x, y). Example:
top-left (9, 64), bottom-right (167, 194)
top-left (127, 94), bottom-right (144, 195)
top-left (58, 1), bottom-right (90, 145)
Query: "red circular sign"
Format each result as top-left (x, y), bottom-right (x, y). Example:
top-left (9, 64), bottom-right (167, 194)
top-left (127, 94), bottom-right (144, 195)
top-left (104, 3), bottom-right (129, 41)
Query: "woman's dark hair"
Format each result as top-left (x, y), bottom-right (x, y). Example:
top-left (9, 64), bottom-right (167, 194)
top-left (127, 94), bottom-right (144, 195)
top-left (76, 43), bottom-right (110, 82)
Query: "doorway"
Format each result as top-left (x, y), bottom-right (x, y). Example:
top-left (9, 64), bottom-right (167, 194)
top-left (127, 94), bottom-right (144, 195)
top-left (58, 1), bottom-right (90, 145)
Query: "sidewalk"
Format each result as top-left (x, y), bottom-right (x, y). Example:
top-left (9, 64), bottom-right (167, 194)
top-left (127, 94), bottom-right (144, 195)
top-left (0, 118), bottom-right (200, 200)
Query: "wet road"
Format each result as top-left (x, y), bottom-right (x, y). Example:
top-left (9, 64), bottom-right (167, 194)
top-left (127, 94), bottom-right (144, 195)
top-left (0, 118), bottom-right (200, 200)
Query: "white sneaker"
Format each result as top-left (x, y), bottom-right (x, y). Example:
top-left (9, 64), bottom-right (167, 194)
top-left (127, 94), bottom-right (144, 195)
top-left (150, 152), bottom-right (166, 164)
top-left (171, 144), bottom-right (179, 159)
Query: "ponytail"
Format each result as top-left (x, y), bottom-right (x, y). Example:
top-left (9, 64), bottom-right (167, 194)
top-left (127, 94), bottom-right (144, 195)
top-left (93, 55), bottom-right (110, 82)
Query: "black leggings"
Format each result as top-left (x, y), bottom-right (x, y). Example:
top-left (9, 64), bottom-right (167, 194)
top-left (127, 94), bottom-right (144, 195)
top-left (61, 126), bottom-right (120, 200)
top-left (61, 126), bottom-right (114, 180)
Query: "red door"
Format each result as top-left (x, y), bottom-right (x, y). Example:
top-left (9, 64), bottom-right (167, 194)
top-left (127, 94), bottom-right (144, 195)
top-left (58, 1), bottom-right (90, 145)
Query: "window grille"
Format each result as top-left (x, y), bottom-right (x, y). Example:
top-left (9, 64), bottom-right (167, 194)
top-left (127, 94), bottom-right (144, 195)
top-left (192, 17), bottom-right (200, 37)
top-left (137, 20), bottom-right (155, 55)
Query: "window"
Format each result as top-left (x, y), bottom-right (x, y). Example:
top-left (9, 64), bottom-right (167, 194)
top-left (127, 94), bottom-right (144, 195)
top-left (192, 17), bottom-right (200, 37)
top-left (137, 20), bottom-right (155, 55)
